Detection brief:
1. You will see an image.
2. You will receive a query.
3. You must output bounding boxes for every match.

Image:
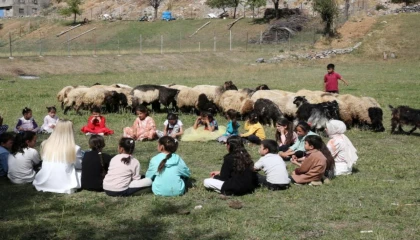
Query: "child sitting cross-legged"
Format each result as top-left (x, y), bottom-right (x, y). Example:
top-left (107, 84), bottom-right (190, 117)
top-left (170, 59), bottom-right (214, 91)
top-left (145, 136), bottom-right (191, 196)
top-left (254, 139), bottom-right (290, 191)
top-left (81, 107), bottom-right (114, 136)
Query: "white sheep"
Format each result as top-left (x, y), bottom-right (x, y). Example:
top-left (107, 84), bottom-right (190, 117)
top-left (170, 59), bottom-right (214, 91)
top-left (63, 87), bottom-right (90, 114)
top-left (218, 90), bottom-right (254, 115)
top-left (295, 89), bottom-right (338, 103)
top-left (251, 90), bottom-right (297, 118)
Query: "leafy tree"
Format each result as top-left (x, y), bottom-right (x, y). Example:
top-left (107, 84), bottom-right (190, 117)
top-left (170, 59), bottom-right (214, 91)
top-left (246, 0), bottom-right (266, 18)
top-left (206, 0), bottom-right (241, 18)
top-left (60, 0), bottom-right (82, 24)
top-left (313, 0), bottom-right (339, 37)
top-left (149, 0), bottom-right (164, 20)
top-left (272, 0), bottom-right (280, 19)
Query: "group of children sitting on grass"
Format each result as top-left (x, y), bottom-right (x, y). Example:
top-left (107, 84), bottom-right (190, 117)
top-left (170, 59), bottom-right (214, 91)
top-left (0, 103), bottom-right (358, 196)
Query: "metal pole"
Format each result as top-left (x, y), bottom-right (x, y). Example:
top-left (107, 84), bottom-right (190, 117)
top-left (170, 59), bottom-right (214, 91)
top-left (9, 32), bottom-right (13, 59)
top-left (67, 32), bottom-right (70, 57)
top-left (94, 32), bottom-right (97, 56)
top-left (39, 33), bottom-right (42, 57)
top-left (260, 30), bottom-right (262, 51)
top-left (229, 29), bottom-right (232, 51)
top-left (161, 35), bottom-right (163, 54)
top-left (179, 32), bottom-right (181, 53)
top-left (275, 30), bottom-right (278, 44)
top-left (140, 34), bottom-right (142, 55)
top-left (118, 38), bottom-right (121, 56)
top-left (246, 32), bottom-right (248, 52)
top-left (198, 42), bottom-right (201, 52)
top-left (213, 31), bottom-right (216, 52)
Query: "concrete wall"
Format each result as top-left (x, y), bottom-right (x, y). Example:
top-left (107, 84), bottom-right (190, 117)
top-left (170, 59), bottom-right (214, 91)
top-left (0, 0), bottom-right (49, 16)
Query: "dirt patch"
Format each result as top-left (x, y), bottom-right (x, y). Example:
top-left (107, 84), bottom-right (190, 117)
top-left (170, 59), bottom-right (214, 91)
top-left (314, 16), bottom-right (377, 49)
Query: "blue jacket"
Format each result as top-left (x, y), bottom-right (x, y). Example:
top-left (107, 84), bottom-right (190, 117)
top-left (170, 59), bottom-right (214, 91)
top-left (289, 131), bottom-right (319, 152)
top-left (145, 153), bottom-right (191, 196)
top-left (223, 120), bottom-right (240, 136)
top-left (0, 146), bottom-right (9, 177)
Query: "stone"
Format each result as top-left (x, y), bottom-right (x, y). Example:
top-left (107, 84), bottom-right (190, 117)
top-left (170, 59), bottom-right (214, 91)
top-left (256, 58), bottom-right (265, 63)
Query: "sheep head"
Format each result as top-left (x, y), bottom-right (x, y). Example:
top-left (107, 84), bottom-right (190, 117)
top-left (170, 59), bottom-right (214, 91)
top-left (293, 96), bottom-right (308, 107)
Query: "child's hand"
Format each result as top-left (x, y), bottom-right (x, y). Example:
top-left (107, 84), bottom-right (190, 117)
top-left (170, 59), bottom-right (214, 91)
top-left (18, 126), bottom-right (24, 131)
top-left (210, 171), bottom-right (220, 177)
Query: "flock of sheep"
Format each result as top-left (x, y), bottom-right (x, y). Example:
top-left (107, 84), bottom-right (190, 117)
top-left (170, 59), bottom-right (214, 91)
top-left (57, 81), bottom-right (385, 132)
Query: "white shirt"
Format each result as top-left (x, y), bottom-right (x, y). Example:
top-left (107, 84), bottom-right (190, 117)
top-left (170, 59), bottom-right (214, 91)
top-left (8, 148), bottom-right (41, 184)
top-left (254, 153), bottom-right (290, 185)
top-left (41, 115), bottom-right (59, 133)
top-left (32, 145), bottom-right (83, 194)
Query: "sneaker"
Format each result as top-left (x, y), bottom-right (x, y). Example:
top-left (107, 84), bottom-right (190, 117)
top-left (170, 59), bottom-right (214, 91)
top-left (98, 133), bottom-right (104, 136)
top-left (323, 178), bottom-right (331, 184)
top-left (85, 132), bottom-right (92, 136)
top-left (309, 181), bottom-right (323, 186)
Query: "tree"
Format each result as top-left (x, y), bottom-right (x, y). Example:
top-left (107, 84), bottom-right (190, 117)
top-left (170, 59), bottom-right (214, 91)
top-left (206, 0), bottom-right (241, 18)
top-left (246, 0), bottom-right (266, 18)
top-left (60, 0), bottom-right (82, 24)
top-left (272, 0), bottom-right (280, 19)
top-left (313, 0), bottom-right (339, 37)
top-left (149, 0), bottom-right (164, 20)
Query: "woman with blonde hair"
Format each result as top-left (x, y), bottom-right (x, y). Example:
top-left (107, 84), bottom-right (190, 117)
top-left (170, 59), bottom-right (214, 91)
top-left (33, 119), bottom-right (83, 194)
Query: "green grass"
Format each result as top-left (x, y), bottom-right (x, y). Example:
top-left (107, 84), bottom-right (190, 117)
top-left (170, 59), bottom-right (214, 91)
top-left (1, 14), bottom-right (420, 240)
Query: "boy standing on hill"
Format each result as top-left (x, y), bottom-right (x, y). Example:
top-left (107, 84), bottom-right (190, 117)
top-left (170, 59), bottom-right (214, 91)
top-left (324, 63), bottom-right (349, 94)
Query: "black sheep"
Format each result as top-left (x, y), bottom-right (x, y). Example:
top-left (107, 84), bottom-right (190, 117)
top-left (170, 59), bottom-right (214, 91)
top-left (389, 105), bottom-right (420, 134)
top-left (253, 98), bottom-right (283, 127)
top-left (196, 94), bottom-right (219, 116)
top-left (294, 96), bottom-right (340, 130)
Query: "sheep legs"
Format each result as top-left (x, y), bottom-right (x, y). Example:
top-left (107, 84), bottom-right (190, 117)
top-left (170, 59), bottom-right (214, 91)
top-left (408, 126), bottom-right (417, 135)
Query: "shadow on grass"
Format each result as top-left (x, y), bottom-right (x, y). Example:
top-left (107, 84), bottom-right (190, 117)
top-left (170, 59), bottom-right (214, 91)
top-left (0, 179), bottom-right (232, 239)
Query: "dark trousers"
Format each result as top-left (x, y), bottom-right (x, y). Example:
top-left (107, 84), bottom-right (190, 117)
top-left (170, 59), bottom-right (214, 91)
top-left (105, 186), bottom-right (150, 197)
top-left (278, 145), bottom-right (290, 152)
top-left (257, 174), bottom-right (290, 191)
top-left (242, 135), bottom-right (261, 145)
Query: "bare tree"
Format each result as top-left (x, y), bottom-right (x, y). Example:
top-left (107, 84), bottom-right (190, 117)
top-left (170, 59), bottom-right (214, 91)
top-left (149, 0), bottom-right (164, 20)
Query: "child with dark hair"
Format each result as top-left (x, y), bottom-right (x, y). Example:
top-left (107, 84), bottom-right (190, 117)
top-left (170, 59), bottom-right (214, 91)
top-left (182, 111), bottom-right (226, 142)
top-left (103, 138), bottom-right (152, 197)
top-left (81, 107), bottom-right (114, 136)
top-left (290, 135), bottom-right (329, 185)
top-left (156, 113), bottom-right (184, 139)
top-left (81, 135), bottom-right (112, 191)
top-left (41, 106), bottom-right (59, 134)
top-left (14, 107), bottom-right (39, 133)
top-left (324, 63), bottom-right (349, 94)
top-left (123, 105), bottom-right (156, 141)
top-left (145, 136), bottom-right (190, 196)
top-left (0, 133), bottom-right (14, 177)
top-left (217, 109), bottom-right (240, 143)
top-left (204, 136), bottom-right (258, 195)
top-left (7, 131), bottom-right (41, 184)
top-left (240, 112), bottom-right (266, 145)
top-left (275, 118), bottom-right (297, 152)
top-left (280, 122), bottom-right (318, 160)
top-left (0, 115), bottom-right (8, 135)
top-left (254, 139), bottom-right (290, 190)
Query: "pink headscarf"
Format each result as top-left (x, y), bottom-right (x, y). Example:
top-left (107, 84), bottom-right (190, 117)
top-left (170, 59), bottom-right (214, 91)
top-left (326, 120), bottom-right (358, 167)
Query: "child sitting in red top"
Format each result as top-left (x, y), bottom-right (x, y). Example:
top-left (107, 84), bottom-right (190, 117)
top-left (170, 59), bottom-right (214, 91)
top-left (324, 63), bottom-right (349, 94)
top-left (81, 107), bottom-right (114, 136)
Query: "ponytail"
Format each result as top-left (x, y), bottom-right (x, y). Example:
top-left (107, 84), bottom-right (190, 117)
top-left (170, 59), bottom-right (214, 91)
top-left (119, 138), bottom-right (135, 165)
top-left (88, 135), bottom-right (107, 177)
top-left (157, 136), bottom-right (178, 173)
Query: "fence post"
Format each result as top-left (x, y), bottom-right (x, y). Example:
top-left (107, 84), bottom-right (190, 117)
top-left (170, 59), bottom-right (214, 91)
top-left (39, 33), bottom-right (42, 57)
top-left (140, 34), bottom-right (142, 55)
top-left (161, 35), bottom-right (163, 54)
top-left (117, 37), bottom-right (121, 56)
top-left (229, 29), bottom-right (232, 51)
top-left (93, 32), bottom-right (97, 57)
top-left (260, 30), bottom-right (262, 51)
top-left (198, 42), bottom-right (201, 53)
top-left (246, 32), bottom-right (248, 52)
top-left (67, 32), bottom-right (71, 57)
top-left (179, 32), bottom-right (182, 53)
top-left (9, 32), bottom-right (13, 59)
top-left (213, 31), bottom-right (216, 52)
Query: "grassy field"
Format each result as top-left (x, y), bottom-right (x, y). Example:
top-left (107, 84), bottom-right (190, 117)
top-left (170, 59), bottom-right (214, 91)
top-left (1, 14), bottom-right (420, 239)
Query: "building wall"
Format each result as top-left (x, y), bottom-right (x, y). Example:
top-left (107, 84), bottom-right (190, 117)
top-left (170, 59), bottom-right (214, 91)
top-left (0, 0), bottom-right (49, 16)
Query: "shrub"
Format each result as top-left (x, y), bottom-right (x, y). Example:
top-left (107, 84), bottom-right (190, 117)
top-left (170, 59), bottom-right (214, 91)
top-left (376, 4), bottom-right (387, 11)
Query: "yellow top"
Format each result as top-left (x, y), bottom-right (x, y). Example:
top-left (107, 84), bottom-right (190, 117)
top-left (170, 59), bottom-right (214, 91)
top-left (241, 121), bottom-right (266, 140)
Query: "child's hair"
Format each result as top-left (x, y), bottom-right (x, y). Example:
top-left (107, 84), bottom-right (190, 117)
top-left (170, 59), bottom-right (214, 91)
top-left (11, 131), bottom-right (36, 155)
top-left (327, 63), bottom-right (335, 70)
top-left (226, 136), bottom-right (253, 173)
top-left (304, 135), bottom-right (335, 173)
top-left (157, 136), bottom-right (178, 173)
top-left (0, 132), bottom-right (14, 145)
top-left (295, 122), bottom-right (311, 134)
top-left (119, 138), bottom-right (135, 164)
top-left (41, 119), bottom-right (76, 163)
top-left (22, 107), bottom-right (32, 115)
top-left (275, 118), bottom-right (294, 145)
top-left (248, 112), bottom-right (259, 124)
top-left (200, 111), bottom-right (213, 121)
top-left (46, 106), bottom-right (57, 112)
top-left (167, 113), bottom-right (178, 121)
top-left (89, 135), bottom-right (107, 177)
top-left (226, 109), bottom-right (237, 121)
top-left (135, 105), bottom-right (149, 115)
top-left (91, 106), bottom-right (101, 113)
top-left (261, 139), bottom-right (278, 154)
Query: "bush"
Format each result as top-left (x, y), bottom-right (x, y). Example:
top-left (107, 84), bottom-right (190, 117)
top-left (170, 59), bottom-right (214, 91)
top-left (391, 0), bottom-right (420, 5)
top-left (376, 4), bottom-right (387, 11)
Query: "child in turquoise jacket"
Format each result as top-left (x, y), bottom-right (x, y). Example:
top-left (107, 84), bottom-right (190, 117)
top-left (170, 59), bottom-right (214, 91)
top-left (145, 136), bottom-right (190, 196)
